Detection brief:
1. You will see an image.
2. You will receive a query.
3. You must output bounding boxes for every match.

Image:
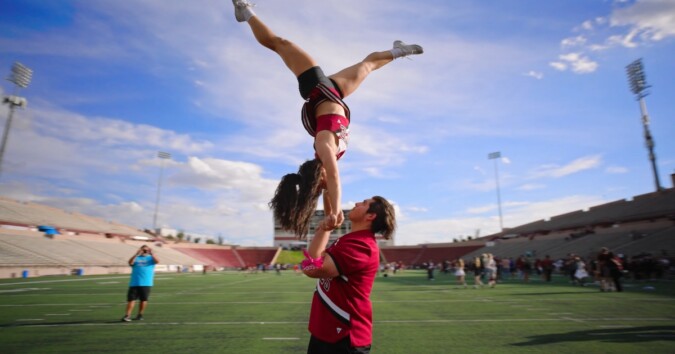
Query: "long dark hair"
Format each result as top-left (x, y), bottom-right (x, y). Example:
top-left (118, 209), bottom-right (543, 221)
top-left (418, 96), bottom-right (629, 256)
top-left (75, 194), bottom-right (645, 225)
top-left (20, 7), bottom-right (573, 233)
top-left (269, 159), bottom-right (323, 239)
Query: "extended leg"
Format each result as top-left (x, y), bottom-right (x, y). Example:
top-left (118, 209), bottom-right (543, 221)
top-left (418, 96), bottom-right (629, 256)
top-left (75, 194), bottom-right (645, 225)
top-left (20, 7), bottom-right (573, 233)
top-left (329, 41), bottom-right (423, 98)
top-left (233, 1), bottom-right (316, 76)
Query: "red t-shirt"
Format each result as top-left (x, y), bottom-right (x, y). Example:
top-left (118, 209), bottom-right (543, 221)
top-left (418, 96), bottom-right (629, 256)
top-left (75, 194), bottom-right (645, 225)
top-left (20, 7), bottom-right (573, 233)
top-left (308, 230), bottom-right (379, 347)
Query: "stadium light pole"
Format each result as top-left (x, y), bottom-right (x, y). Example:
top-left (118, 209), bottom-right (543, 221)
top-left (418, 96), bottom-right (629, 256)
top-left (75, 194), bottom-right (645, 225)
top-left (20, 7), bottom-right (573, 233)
top-left (626, 59), bottom-right (662, 192)
top-left (152, 151), bottom-right (172, 232)
top-left (0, 62), bottom-right (33, 179)
top-left (488, 151), bottom-right (504, 231)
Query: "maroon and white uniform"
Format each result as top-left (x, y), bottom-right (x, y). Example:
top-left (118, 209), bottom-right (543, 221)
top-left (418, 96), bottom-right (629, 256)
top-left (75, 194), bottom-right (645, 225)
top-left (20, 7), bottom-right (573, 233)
top-left (308, 229), bottom-right (379, 347)
top-left (301, 83), bottom-right (351, 160)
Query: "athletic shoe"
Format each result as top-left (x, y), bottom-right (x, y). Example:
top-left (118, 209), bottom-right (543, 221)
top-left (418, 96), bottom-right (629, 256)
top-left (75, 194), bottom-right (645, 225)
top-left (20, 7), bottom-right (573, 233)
top-left (121, 316), bottom-right (131, 322)
top-left (134, 314), bottom-right (144, 321)
top-left (393, 40), bottom-right (424, 56)
top-left (232, 0), bottom-right (256, 22)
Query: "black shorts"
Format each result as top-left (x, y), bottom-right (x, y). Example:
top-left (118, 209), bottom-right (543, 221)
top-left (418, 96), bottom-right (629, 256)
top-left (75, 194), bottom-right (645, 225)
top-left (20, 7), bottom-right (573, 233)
top-left (127, 286), bottom-right (152, 302)
top-left (307, 335), bottom-right (370, 354)
top-left (297, 66), bottom-right (343, 100)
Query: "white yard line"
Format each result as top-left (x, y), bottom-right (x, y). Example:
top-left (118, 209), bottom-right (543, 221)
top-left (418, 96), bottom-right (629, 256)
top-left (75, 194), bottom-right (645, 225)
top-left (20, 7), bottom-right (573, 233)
top-left (9, 317), bottom-right (674, 328)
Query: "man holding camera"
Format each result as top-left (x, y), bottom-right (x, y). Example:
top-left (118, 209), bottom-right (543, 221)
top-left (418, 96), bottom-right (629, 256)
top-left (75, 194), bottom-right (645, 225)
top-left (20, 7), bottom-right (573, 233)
top-left (121, 245), bottom-right (159, 322)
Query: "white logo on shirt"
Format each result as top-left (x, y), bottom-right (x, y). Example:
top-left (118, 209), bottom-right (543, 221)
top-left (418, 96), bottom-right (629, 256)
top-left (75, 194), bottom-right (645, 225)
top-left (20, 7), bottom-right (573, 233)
top-left (336, 327), bottom-right (342, 334)
top-left (319, 278), bottom-right (331, 292)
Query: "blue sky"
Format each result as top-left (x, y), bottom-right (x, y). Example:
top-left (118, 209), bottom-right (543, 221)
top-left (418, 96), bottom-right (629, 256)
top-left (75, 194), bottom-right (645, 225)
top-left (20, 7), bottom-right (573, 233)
top-left (0, 0), bottom-right (673, 245)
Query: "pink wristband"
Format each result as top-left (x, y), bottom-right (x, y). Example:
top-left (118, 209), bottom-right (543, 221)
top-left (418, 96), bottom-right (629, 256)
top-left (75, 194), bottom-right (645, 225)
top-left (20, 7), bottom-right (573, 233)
top-left (301, 249), bottom-right (323, 270)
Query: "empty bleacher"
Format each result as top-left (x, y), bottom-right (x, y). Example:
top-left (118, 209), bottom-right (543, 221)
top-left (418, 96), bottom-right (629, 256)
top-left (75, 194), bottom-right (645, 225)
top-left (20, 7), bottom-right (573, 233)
top-left (0, 229), bottom-right (202, 268)
top-left (380, 243), bottom-right (484, 266)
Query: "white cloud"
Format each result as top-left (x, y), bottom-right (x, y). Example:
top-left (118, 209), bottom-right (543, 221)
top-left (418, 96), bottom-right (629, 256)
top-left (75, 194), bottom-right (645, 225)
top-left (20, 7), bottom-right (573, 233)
top-left (524, 71), bottom-right (544, 79)
top-left (517, 183), bottom-right (546, 191)
top-left (530, 155), bottom-right (602, 179)
top-left (549, 61), bottom-right (568, 71)
top-left (611, 0), bottom-right (675, 42)
top-left (606, 166), bottom-right (629, 174)
top-left (561, 35), bottom-right (588, 47)
top-left (466, 204), bottom-right (496, 214)
top-left (550, 53), bottom-right (598, 74)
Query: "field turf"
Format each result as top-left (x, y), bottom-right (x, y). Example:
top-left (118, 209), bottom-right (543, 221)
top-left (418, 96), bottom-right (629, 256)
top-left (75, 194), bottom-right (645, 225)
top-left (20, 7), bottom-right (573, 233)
top-left (0, 270), bottom-right (673, 353)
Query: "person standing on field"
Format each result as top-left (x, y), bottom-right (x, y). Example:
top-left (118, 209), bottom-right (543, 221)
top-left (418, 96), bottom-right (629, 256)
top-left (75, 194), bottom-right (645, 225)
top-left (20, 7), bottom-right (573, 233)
top-left (302, 195), bottom-right (396, 353)
top-left (121, 245), bottom-right (159, 322)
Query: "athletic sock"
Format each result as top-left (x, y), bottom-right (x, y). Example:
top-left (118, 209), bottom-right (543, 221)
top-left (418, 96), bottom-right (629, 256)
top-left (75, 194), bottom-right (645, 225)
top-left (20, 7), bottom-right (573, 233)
top-left (390, 48), bottom-right (406, 59)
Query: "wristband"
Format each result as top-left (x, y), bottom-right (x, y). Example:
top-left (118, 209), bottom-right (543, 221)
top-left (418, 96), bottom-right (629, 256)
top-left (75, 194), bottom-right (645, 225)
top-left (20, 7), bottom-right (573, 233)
top-left (301, 249), bottom-right (323, 271)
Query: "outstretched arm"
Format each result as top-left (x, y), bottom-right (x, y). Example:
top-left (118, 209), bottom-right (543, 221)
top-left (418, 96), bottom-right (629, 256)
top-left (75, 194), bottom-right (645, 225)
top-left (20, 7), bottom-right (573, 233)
top-left (303, 200), bottom-right (339, 279)
top-left (315, 131), bottom-right (342, 228)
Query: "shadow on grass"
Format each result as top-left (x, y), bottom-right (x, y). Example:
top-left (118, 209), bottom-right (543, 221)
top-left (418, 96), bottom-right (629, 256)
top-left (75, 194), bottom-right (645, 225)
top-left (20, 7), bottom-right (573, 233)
top-left (512, 325), bottom-right (675, 346)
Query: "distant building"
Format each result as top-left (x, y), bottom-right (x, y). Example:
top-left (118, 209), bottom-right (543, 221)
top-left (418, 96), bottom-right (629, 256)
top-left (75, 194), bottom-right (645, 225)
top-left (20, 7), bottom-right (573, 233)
top-left (273, 209), bottom-right (394, 248)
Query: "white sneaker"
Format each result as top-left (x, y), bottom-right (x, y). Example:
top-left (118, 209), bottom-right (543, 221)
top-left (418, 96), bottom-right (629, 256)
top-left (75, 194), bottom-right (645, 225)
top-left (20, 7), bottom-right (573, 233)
top-left (393, 40), bottom-right (424, 56)
top-left (232, 0), bottom-right (255, 22)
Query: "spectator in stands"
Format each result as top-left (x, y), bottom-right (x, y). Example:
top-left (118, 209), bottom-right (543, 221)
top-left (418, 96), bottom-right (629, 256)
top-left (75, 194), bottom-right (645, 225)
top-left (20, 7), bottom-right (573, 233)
top-left (302, 195), bottom-right (396, 353)
top-left (597, 247), bottom-right (612, 292)
top-left (522, 253), bottom-right (533, 282)
top-left (565, 253), bottom-right (577, 284)
top-left (573, 256), bottom-right (589, 286)
top-left (427, 261), bottom-right (436, 281)
top-left (509, 257), bottom-right (516, 279)
top-left (485, 253), bottom-right (498, 288)
top-left (454, 258), bottom-right (467, 288)
top-left (121, 245), bottom-right (159, 322)
top-left (607, 251), bottom-right (624, 292)
top-left (501, 257), bottom-right (511, 279)
top-left (541, 255), bottom-right (554, 282)
top-left (472, 256), bottom-right (484, 289)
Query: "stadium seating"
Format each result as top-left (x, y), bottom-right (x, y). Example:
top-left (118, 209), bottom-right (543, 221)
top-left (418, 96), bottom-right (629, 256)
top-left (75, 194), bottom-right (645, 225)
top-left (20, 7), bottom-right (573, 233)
top-left (0, 187), bottom-right (672, 278)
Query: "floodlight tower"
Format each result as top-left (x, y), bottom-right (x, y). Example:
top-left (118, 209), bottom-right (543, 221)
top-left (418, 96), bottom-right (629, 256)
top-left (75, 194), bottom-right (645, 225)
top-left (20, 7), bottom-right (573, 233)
top-left (0, 62), bottom-right (33, 178)
top-left (626, 58), bottom-right (662, 191)
top-left (152, 151), bottom-right (172, 231)
top-left (488, 151), bottom-right (504, 231)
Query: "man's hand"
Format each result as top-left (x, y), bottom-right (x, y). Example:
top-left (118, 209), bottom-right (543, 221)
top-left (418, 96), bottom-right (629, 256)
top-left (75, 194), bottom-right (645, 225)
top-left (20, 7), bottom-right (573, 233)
top-left (322, 211), bottom-right (344, 230)
top-left (335, 210), bottom-right (344, 228)
top-left (322, 214), bottom-right (337, 230)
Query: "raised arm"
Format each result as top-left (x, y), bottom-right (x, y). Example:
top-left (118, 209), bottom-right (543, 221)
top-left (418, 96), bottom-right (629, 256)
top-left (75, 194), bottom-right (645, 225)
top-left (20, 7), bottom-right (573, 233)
top-left (314, 131), bottom-right (342, 229)
top-left (128, 248), bottom-right (141, 266)
top-left (303, 196), bottom-right (339, 279)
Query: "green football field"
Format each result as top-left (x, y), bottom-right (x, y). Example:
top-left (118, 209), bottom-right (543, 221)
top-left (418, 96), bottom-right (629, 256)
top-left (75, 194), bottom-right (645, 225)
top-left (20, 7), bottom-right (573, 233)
top-left (0, 270), bottom-right (673, 353)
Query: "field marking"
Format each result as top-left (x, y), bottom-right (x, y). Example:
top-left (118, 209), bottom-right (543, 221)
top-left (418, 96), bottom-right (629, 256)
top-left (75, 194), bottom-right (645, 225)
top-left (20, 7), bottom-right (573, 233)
top-left (45, 313), bottom-right (71, 316)
top-left (0, 296), bottom-right (672, 308)
top-left (7, 317), bottom-right (674, 328)
top-left (69, 309), bottom-right (92, 312)
top-left (15, 319), bottom-right (45, 321)
top-left (0, 288), bottom-right (50, 293)
top-left (561, 316), bottom-right (586, 323)
top-left (262, 337), bottom-right (300, 341)
top-left (97, 281), bottom-right (120, 284)
top-left (0, 276), bottom-right (131, 286)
